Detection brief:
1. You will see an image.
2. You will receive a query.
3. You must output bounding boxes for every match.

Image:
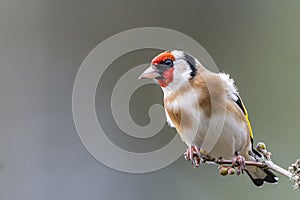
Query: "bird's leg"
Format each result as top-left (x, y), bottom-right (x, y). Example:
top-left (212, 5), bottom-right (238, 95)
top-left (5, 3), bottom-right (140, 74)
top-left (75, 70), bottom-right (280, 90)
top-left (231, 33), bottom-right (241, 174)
top-left (183, 145), bottom-right (202, 167)
top-left (232, 152), bottom-right (245, 175)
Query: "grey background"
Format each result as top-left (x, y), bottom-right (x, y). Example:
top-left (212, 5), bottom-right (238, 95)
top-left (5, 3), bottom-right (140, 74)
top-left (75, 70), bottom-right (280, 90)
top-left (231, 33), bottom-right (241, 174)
top-left (0, 0), bottom-right (299, 199)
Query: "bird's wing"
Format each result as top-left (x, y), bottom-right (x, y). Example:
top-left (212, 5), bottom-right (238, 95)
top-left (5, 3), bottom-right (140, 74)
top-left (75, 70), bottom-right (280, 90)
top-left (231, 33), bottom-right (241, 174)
top-left (233, 94), bottom-right (259, 154)
top-left (219, 72), bottom-right (254, 142)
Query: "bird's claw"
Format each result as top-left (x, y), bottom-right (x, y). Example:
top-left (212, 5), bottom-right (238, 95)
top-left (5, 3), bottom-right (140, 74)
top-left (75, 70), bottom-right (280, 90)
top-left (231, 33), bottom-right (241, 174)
top-left (232, 155), bottom-right (245, 175)
top-left (184, 145), bottom-right (202, 167)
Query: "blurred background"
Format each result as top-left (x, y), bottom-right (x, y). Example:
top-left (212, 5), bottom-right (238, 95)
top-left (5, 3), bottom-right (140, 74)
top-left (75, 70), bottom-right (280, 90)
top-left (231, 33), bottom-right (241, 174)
top-left (0, 0), bottom-right (299, 199)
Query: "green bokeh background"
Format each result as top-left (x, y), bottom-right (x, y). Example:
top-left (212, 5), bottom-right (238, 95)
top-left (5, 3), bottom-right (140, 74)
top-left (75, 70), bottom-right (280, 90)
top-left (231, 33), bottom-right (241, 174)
top-left (0, 0), bottom-right (299, 199)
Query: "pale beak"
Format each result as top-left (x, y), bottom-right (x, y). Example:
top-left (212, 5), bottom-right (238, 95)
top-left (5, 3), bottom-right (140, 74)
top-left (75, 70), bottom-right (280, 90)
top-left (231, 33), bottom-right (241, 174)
top-left (138, 65), bottom-right (160, 79)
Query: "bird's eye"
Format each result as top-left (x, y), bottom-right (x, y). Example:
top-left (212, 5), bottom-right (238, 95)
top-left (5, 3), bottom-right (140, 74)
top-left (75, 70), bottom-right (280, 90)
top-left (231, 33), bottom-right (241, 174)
top-left (163, 59), bottom-right (173, 67)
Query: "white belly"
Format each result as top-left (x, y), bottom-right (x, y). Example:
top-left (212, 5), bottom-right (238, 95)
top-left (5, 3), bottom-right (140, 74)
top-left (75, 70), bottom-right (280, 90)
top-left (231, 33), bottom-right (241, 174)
top-left (163, 87), bottom-right (250, 160)
top-left (176, 113), bottom-right (249, 160)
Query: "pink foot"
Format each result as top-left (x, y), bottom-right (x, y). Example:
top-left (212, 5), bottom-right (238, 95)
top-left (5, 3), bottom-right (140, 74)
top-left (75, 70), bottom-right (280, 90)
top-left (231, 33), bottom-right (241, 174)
top-left (183, 145), bottom-right (201, 167)
top-left (232, 154), bottom-right (245, 175)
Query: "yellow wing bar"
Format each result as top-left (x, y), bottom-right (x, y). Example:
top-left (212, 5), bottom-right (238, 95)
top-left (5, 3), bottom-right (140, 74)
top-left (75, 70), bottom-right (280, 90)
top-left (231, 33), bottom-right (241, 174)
top-left (244, 106), bottom-right (254, 140)
top-left (234, 95), bottom-right (254, 140)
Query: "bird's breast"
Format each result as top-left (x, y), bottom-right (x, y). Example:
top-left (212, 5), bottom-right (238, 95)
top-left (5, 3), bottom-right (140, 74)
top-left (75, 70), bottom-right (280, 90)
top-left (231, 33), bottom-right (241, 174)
top-left (164, 89), bottom-right (206, 145)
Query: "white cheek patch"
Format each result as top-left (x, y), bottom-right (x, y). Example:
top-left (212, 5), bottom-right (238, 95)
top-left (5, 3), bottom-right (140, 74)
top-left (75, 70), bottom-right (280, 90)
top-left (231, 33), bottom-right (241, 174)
top-left (164, 60), bottom-right (192, 92)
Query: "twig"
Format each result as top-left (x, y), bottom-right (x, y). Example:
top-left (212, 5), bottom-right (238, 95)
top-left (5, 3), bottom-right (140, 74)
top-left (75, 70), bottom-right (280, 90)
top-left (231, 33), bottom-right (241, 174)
top-left (186, 142), bottom-right (300, 189)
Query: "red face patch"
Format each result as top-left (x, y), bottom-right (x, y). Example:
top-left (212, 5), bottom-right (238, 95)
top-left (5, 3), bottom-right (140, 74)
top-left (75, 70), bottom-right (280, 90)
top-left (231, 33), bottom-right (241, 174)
top-left (151, 51), bottom-right (175, 65)
top-left (152, 51), bottom-right (176, 87)
top-left (157, 68), bottom-right (174, 87)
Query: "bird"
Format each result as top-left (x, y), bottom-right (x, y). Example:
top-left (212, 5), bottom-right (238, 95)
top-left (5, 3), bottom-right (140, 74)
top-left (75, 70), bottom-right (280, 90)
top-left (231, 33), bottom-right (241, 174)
top-left (138, 50), bottom-right (278, 187)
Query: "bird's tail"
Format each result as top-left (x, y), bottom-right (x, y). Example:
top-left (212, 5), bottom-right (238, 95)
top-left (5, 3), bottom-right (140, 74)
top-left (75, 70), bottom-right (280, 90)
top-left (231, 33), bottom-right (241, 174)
top-left (245, 165), bottom-right (278, 187)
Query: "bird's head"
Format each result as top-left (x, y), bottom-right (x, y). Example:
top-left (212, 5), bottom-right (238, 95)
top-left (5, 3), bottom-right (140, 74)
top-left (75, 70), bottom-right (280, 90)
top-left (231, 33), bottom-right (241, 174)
top-left (139, 50), bottom-right (201, 90)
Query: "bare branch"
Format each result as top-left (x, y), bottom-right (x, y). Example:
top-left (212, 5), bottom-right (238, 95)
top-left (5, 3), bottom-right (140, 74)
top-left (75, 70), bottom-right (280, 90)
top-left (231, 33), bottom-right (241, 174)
top-left (187, 142), bottom-right (300, 189)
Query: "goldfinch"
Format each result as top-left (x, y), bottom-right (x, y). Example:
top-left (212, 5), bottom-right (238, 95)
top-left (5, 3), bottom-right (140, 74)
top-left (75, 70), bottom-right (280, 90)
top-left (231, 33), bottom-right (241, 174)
top-left (139, 50), bottom-right (278, 187)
